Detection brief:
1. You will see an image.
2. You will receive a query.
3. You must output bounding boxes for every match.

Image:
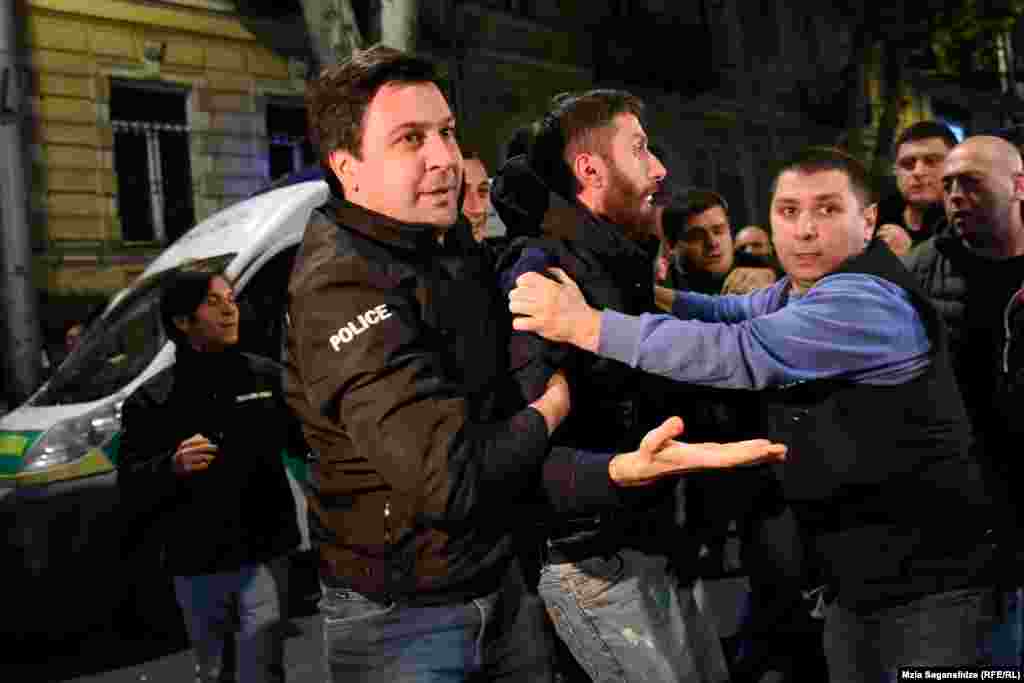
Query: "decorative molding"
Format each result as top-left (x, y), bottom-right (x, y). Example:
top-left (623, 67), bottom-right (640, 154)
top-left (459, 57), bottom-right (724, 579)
top-left (28, 0), bottom-right (256, 41)
top-left (150, 0), bottom-right (235, 13)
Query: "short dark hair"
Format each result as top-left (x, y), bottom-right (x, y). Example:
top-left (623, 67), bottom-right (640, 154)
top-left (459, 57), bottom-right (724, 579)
top-left (160, 271), bottom-right (219, 348)
top-left (893, 121), bottom-right (958, 155)
top-left (305, 45), bottom-right (443, 166)
top-left (662, 189), bottom-right (729, 247)
top-left (770, 146), bottom-right (874, 208)
top-left (532, 89), bottom-right (644, 198)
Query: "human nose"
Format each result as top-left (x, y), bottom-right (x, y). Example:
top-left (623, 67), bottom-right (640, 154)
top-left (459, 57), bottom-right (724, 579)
top-left (425, 131), bottom-right (460, 171)
top-left (650, 153), bottom-right (667, 181)
top-left (795, 211), bottom-right (817, 239)
top-left (464, 188), bottom-right (482, 213)
top-left (944, 178), bottom-right (964, 204)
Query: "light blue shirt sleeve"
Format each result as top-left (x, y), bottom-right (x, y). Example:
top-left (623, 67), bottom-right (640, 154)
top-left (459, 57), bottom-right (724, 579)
top-left (601, 273), bottom-right (932, 389)
top-left (670, 279), bottom-right (790, 322)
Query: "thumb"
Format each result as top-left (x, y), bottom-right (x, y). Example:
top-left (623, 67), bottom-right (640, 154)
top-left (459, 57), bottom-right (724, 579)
top-left (547, 267), bottom-right (573, 286)
top-left (640, 416), bottom-right (685, 453)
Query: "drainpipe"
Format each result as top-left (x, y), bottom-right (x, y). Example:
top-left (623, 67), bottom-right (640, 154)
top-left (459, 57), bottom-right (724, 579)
top-left (0, 0), bottom-right (41, 404)
top-left (381, 0), bottom-right (417, 52)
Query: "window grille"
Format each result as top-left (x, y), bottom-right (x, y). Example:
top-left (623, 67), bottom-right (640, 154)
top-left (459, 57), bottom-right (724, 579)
top-left (112, 120), bottom-right (192, 243)
top-left (110, 81), bottom-right (194, 243)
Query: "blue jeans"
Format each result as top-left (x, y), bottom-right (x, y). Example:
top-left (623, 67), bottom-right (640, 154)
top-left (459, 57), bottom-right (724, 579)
top-left (984, 586), bottom-right (1024, 666)
top-left (539, 548), bottom-right (730, 683)
top-left (320, 565), bottom-right (553, 682)
top-left (174, 557), bottom-right (288, 683)
top-left (823, 586), bottom-right (1016, 683)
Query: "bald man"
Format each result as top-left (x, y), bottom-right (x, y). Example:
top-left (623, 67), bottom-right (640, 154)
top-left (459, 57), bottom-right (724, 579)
top-left (734, 225), bottom-right (772, 257)
top-left (906, 135), bottom-right (1024, 665)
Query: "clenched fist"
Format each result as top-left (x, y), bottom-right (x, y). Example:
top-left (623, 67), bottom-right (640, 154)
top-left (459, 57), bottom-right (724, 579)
top-left (173, 433), bottom-right (218, 476)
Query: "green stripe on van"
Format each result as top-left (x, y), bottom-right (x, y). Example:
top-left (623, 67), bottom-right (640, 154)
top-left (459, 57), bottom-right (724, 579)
top-left (106, 432), bottom-right (122, 466)
top-left (0, 431), bottom-right (42, 476)
top-left (283, 449), bottom-right (308, 485)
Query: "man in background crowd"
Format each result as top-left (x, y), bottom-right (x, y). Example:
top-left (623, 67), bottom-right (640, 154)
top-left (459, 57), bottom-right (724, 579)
top-left (734, 225), bottom-right (772, 258)
top-left (462, 154), bottom-right (492, 242)
top-left (876, 120), bottom-right (958, 250)
top-left (661, 189), bottom-right (735, 293)
top-left (656, 190), bottom-right (777, 303)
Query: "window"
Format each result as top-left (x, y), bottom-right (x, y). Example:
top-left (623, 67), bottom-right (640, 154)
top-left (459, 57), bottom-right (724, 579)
top-left (111, 81), bottom-right (195, 243)
top-left (266, 102), bottom-right (314, 183)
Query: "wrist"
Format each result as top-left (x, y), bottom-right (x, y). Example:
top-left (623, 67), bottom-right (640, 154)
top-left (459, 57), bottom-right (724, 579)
top-left (654, 285), bottom-right (675, 312)
top-left (574, 307), bottom-right (602, 353)
top-left (608, 451), bottom-right (639, 487)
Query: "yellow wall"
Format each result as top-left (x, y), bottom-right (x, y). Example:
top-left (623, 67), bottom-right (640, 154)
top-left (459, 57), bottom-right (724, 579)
top-left (25, 0), bottom-right (305, 295)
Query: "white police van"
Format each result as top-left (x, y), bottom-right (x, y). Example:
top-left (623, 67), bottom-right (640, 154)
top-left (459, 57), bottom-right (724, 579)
top-left (0, 180), bottom-right (329, 638)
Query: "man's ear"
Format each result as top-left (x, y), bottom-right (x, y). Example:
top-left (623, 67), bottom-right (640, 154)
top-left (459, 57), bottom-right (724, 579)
top-left (572, 152), bottom-right (604, 191)
top-left (328, 149), bottom-right (357, 191)
top-left (1012, 172), bottom-right (1024, 201)
top-left (863, 201), bottom-right (878, 244)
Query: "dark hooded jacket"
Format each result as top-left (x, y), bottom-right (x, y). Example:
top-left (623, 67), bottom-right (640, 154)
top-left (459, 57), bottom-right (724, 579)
top-left (491, 155), bottom-right (760, 569)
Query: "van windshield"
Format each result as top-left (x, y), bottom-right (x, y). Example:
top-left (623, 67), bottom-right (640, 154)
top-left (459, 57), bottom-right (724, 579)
top-left (30, 254), bottom-right (236, 406)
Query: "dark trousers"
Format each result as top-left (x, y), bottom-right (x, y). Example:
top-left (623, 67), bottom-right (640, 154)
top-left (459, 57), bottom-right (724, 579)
top-left (822, 586), bottom-right (1001, 682)
top-left (732, 499), bottom-right (828, 682)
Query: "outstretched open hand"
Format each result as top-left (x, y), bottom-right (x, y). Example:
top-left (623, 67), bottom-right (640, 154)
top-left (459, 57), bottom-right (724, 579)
top-left (609, 417), bottom-right (787, 487)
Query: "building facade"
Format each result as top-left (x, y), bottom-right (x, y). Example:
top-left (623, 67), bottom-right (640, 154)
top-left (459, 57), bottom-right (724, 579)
top-left (25, 0), bottom-right (308, 336)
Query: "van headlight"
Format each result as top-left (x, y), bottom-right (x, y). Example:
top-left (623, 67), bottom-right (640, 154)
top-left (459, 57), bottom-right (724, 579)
top-left (22, 400), bottom-right (123, 473)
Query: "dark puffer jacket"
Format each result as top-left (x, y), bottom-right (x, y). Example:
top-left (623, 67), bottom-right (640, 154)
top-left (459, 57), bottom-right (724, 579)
top-left (902, 222), bottom-right (968, 377)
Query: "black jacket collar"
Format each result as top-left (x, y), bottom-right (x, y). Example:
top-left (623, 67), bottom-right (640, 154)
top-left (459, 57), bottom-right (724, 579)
top-left (175, 344), bottom-right (242, 385)
top-left (567, 203), bottom-right (660, 273)
top-left (327, 194), bottom-right (458, 257)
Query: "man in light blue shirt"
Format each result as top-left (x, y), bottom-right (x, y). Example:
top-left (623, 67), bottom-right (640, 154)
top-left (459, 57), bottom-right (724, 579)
top-left (510, 146), bottom-right (1000, 681)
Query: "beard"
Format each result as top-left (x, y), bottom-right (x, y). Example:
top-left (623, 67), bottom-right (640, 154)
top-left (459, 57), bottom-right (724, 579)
top-left (603, 164), bottom-right (656, 240)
